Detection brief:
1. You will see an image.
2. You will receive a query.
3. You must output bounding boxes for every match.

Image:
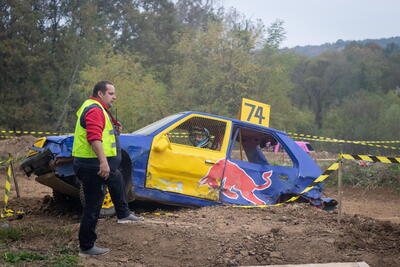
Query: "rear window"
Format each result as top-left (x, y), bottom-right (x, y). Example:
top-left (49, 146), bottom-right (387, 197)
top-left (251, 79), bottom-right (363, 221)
top-left (229, 128), bottom-right (293, 167)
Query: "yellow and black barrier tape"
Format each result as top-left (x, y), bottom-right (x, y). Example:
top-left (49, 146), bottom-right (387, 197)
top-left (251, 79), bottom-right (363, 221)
top-left (3, 158), bottom-right (12, 207)
top-left (287, 131), bottom-right (400, 144)
top-left (142, 211), bottom-right (174, 216)
top-left (340, 154), bottom-right (400, 164)
top-left (0, 136), bottom-right (15, 139)
top-left (1, 130), bottom-right (63, 135)
top-left (292, 136), bottom-right (400, 151)
top-left (1, 129), bottom-right (74, 136)
top-left (286, 132), bottom-right (322, 139)
top-left (234, 160), bottom-right (340, 208)
top-left (358, 141), bottom-right (400, 144)
top-left (0, 156), bottom-right (24, 218)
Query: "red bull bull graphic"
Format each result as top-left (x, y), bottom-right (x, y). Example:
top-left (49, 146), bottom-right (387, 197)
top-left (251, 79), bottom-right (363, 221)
top-left (199, 159), bottom-right (273, 205)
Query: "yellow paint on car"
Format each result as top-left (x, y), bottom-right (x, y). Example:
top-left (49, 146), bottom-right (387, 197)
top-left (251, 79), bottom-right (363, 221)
top-left (146, 114), bottom-right (232, 201)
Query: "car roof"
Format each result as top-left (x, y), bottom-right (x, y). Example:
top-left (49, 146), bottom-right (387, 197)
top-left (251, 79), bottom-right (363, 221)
top-left (182, 111), bottom-right (288, 136)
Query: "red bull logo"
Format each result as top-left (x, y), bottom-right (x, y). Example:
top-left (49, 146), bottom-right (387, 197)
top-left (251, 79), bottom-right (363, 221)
top-left (199, 159), bottom-right (272, 205)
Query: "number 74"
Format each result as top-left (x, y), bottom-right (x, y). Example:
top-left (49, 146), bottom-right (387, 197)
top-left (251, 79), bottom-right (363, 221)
top-left (244, 103), bottom-right (265, 124)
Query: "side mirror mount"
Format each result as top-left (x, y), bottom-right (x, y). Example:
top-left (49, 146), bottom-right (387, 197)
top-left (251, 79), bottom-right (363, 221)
top-left (153, 135), bottom-right (170, 152)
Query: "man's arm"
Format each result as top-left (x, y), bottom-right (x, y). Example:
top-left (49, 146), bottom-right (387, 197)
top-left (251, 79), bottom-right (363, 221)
top-left (91, 140), bottom-right (110, 179)
top-left (85, 107), bottom-right (109, 179)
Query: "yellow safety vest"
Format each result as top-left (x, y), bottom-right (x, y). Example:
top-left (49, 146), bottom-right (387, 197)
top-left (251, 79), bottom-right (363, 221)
top-left (72, 99), bottom-right (117, 158)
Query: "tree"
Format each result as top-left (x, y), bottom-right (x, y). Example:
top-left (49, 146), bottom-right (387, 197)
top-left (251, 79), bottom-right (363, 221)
top-left (169, 20), bottom-right (262, 117)
top-left (255, 46), bottom-right (314, 132)
top-left (76, 47), bottom-right (167, 131)
top-left (175, 0), bottom-right (222, 29)
top-left (323, 90), bottom-right (400, 154)
top-left (265, 19), bottom-right (286, 49)
top-left (291, 51), bottom-right (355, 129)
top-left (0, 0), bottom-right (48, 130)
top-left (0, 0), bottom-right (110, 131)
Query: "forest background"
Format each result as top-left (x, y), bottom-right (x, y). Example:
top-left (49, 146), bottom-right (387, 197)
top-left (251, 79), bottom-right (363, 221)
top-left (1, 0), bottom-right (399, 155)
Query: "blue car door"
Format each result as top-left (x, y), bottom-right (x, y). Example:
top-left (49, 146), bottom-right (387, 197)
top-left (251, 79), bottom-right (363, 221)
top-left (220, 127), bottom-right (298, 206)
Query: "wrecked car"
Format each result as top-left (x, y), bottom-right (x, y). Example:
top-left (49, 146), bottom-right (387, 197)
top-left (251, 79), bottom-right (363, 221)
top-left (21, 111), bottom-right (335, 210)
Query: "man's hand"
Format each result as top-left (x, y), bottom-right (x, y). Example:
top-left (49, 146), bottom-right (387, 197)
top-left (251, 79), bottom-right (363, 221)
top-left (98, 160), bottom-right (110, 179)
top-left (91, 140), bottom-right (110, 180)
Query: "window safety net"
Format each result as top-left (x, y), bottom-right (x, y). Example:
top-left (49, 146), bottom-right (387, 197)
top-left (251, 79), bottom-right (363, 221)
top-left (167, 117), bottom-right (226, 151)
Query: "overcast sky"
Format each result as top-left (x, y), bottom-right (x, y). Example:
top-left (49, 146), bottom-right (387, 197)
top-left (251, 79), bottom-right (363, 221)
top-left (222, 0), bottom-right (400, 48)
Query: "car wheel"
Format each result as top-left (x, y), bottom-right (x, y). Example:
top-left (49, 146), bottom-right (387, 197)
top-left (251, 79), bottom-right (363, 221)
top-left (123, 171), bottom-right (135, 203)
top-left (119, 150), bottom-right (135, 203)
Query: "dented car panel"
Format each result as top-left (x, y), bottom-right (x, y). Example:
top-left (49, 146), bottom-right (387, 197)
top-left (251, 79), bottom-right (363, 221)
top-left (22, 111), bottom-right (331, 208)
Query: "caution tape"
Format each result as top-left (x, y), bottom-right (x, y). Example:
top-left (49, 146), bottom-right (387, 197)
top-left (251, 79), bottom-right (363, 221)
top-left (340, 154), bottom-right (400, 164)
top-left (3, 158), bottom-right (12, 208)
top-left (1, 130), bottom-right (60, 135)
top-left (234, 160), bottom-right (340, 208)
top-left (286, 132), bottom-right (323, 140)
top-left (0, 136), bottom-right (15, 139)
top-left (358, 141), bottom-right (400, 144)
top-left (1, 129), bottom-right (73, 136)
top-left (0, 156), bottom-right (24, 218)
top-left (287, 131), bottom-right (400, 145)
top-left (292, 136), bottom-right (400, 151)
top-left (142, 211), bottom-right (174, 216)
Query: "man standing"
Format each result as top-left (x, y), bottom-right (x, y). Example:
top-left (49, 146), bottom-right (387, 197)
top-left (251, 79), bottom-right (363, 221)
top-left (72, 81), bottom-right (143, 257)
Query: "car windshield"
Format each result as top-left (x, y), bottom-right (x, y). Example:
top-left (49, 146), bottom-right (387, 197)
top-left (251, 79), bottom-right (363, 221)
top-left (132, 113), bottom-right (186, 136)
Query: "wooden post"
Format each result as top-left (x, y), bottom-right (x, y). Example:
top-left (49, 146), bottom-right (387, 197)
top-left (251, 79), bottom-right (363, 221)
top-left (8, 154), bottom-right (20, 198)
top-left (337, 154), bottom-right (343, 224)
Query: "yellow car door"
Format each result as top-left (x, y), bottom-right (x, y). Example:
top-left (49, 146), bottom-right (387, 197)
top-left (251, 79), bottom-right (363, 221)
top-left (146, 114), bottom-right (231, 200)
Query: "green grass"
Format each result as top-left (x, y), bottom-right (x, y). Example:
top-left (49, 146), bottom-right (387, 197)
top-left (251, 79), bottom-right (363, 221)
top-left (4, 251), bottom-right (48, 263)
top-left (2, 250), bottom-right (80, 266)
top-left (51, 254), bottom-right (80, 267)
top-left (0, 227), bottom-right (22, 241)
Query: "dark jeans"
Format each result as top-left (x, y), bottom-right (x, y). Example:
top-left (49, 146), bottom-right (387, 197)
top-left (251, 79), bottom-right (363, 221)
top-left (76, 167), bottom-right (131, 250)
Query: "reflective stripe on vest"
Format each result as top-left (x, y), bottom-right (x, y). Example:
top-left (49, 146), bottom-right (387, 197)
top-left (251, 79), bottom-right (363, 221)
top-left (72, 99), bottom-right (117, 158)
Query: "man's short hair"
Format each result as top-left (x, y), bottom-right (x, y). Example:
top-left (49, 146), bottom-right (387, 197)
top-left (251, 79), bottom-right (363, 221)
top-left (92, 81), bottom-right (113, 97)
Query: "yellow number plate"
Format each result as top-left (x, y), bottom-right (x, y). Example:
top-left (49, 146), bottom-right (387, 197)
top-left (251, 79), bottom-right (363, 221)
top-left (240, 98), bottom-right (270, 127)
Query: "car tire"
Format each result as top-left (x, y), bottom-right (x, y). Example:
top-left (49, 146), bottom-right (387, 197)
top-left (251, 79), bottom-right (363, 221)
top-left (123, 171), bottom-right (135, 203)
top-left (118, 149), bottom-right (136, 203)
top-left (99, 206), bottom-right (116, 217)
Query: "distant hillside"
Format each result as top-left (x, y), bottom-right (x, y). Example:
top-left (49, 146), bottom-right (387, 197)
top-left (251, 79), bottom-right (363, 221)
top-left (288, 36), bottom-right (400, 57)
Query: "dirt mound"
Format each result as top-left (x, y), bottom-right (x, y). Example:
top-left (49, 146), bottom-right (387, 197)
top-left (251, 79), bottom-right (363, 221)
top-left (82, 203), bottom-right (400, 267)
top-left (0, 135), bottom-right (37, 160)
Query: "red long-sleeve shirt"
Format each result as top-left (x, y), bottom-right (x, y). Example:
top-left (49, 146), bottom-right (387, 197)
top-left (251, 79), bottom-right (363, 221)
top-left (84, 96), bottom-right (121, 144)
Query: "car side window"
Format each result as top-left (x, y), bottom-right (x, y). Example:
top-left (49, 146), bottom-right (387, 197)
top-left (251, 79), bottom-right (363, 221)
top-left (167, 116), bottom-right (226, 151)
top-left (229, 128), bottom-right (293, 167)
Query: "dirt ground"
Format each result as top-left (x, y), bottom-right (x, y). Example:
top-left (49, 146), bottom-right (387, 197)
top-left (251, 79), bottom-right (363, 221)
top-left (0, 137), bottom-right (399, 266)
